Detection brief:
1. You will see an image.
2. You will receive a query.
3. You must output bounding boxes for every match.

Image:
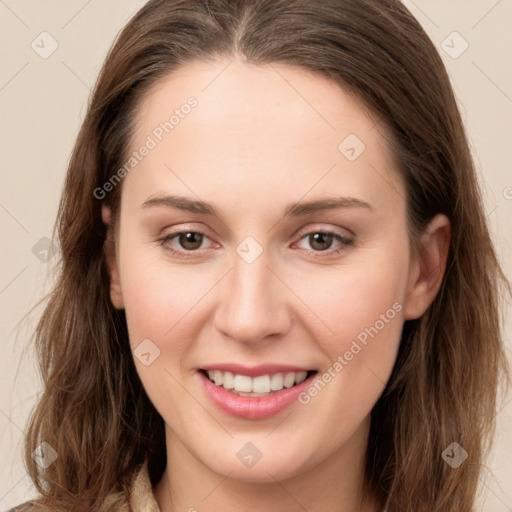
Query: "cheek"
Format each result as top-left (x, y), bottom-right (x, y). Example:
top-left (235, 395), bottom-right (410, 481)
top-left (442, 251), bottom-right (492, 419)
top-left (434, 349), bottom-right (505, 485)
top-left (117, 250), bottom-right (211, 416)
top-left (293, 243), bottom-right (409, 358)
top-left (117, 243), bottom-right (211, 356)
top-left (290, 245), bottom-right (409, 444)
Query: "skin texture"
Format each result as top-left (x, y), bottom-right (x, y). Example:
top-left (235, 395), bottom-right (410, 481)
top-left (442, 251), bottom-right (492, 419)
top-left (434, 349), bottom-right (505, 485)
top-left (102, 58), bottom-right (450, 512)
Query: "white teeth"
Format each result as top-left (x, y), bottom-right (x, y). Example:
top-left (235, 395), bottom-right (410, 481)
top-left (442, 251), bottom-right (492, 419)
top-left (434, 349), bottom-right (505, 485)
top-left (283, 372), bottom-right (296, 388)
top-left (222, 371), bottom-right (235, 389)
top-left (233, 374), bottom-right (252, 392)
top-left (213, 370), bottom-right (223, 386)
top-left (295, 371), bottom-right (307, 384)
top-left (270, 373), bottom-right (284, 391)
top-left (204, 370), bottom-right (310, 393)
top-left (252, 375), bottom-right (271, 393)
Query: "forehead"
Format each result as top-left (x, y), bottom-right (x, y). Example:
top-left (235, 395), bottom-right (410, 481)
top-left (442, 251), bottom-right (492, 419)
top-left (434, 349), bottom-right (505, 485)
top-left (125, 58), bottom-right (404, 217)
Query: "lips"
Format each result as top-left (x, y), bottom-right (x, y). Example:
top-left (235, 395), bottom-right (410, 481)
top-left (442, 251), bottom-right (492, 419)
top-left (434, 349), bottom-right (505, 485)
top-left (196, 363), bottom-right (318, 419)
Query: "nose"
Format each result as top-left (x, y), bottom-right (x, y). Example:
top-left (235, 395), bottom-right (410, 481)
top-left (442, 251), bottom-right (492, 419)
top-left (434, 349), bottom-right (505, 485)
top-left (213, 248), bottom-right (292, 346)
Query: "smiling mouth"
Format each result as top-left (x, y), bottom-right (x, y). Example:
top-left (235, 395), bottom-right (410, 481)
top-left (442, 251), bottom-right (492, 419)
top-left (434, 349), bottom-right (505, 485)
top-left (199, 369), bottom-right (317, 397)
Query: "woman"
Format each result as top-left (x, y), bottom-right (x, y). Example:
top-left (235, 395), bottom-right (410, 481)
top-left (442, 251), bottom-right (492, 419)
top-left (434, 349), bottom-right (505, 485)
top-left (11, 0), bottom-right (510, 511)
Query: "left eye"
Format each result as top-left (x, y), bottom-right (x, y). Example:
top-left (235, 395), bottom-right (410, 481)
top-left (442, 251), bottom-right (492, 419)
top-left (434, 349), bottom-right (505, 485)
top-left (157, 231), bottom-right (210, 254)
top-left (295, 231), bottom-right (353, 253)
top-left (157, 229), bottom-right (352, 257)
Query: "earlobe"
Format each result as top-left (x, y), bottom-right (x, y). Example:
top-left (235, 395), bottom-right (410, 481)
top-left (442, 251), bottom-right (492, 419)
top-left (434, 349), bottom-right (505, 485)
top-left (403, 214), bottom-right (451, 320)
top-left (101, 204), bottom-right (125, 309)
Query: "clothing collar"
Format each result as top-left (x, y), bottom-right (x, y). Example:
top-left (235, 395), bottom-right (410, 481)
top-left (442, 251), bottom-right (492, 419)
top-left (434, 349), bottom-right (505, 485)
top-left (127, 460), bottom-right (388, 512)
top-left (129, 460), bottom-right (161, 511)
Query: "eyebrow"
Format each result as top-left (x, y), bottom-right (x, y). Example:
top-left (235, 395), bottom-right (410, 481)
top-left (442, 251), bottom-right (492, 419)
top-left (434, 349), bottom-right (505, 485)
top-left (142, 194), bottom-right (374, 219)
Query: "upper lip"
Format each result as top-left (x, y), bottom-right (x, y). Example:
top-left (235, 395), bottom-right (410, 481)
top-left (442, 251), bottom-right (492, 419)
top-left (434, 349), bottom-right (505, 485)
top-left (199, 363), bottom-right (315, 378)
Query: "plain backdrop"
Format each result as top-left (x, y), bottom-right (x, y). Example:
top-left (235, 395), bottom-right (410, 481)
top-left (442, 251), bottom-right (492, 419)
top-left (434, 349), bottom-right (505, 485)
top-left (0, 0), bottom-right (511, 510)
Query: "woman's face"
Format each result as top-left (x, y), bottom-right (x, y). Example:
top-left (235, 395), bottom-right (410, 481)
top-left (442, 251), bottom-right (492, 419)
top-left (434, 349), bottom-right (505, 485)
top-left (104, 58), bottom-right (446, 483)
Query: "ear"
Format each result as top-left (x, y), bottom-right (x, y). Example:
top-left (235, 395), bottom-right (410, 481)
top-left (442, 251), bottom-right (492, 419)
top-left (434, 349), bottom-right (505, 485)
top-left (403, 214), bottom-right (451, 320)
top-left (101, 204), bottom-right (124, 309)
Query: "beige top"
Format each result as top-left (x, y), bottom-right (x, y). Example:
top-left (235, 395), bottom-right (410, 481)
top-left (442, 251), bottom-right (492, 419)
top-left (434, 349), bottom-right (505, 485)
top-left (7, 462), bottom-right (161, 512)
top-left (129, 460), bottom-right (161, 511)
top-left (10, 462), bottom-right (387, 511)
top-left (127, 461), bottom-right (388, 512)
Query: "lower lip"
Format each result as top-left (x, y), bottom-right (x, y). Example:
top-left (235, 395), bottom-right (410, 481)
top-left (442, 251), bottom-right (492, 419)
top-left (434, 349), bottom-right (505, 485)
top-left (198, 370), bottom-right (316, 420)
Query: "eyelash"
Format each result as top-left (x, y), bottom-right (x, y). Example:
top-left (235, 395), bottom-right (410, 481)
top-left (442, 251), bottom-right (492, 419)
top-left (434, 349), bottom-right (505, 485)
top-left (156, 228), bottom-right (354, 259)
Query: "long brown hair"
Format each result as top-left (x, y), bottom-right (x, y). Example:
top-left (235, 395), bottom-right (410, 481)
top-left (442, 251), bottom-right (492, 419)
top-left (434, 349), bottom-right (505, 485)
top-left (21, 1), bottom-right (510, 510)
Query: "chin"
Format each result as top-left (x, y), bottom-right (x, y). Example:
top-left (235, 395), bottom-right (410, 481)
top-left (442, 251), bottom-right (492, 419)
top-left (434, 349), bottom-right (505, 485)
top-left (199, 437), bottom-right (313, 483)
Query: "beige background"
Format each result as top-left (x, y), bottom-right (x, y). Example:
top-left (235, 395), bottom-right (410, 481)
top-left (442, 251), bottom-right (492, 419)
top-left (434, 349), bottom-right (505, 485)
top-left (0, 0), bottom-right (511, 509)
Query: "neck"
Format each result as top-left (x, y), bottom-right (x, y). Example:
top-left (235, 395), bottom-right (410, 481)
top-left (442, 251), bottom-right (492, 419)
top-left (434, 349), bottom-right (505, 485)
top-left (153, 416), bottom-right (382, 512)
